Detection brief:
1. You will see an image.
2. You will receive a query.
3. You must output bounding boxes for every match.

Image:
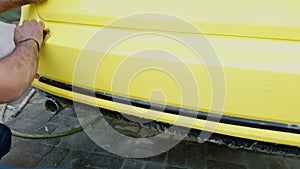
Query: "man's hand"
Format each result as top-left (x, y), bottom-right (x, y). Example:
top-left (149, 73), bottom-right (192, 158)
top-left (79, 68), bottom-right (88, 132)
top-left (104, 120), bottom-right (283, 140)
top-left (14, 20), bottom-right (45, 49)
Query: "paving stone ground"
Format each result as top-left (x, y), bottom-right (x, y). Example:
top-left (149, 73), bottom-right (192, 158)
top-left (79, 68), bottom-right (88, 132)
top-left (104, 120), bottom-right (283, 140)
top-left (1, 90), bottom-right (300, 169)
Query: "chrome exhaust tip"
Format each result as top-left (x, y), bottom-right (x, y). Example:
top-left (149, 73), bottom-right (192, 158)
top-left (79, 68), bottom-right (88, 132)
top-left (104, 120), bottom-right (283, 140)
top-left (45, 99), bottom-right (67, 115)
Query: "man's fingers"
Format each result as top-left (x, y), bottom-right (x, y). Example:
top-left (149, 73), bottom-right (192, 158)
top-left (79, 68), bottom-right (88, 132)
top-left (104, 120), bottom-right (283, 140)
top-left (30, 19), bottom-right (38, 24)
top-left (22, 19), bottom-right (38, 26)
top-left (38, 21), bottom-right (45, 28)
top-left (23, 20), bottom-right (30, 25)
top-left (22, 19), bottom-right (44, 30)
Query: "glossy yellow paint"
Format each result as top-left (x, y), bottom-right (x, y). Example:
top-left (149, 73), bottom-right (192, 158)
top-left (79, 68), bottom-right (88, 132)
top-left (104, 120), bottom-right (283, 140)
top-left (36, 0), bottom-right (300, 41)
top-left (22, 1), bottom-right (300, 146)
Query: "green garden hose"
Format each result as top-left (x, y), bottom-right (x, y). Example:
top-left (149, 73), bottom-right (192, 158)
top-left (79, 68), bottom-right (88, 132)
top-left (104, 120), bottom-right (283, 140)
top-left (0, 104), bottom-right (100, 139)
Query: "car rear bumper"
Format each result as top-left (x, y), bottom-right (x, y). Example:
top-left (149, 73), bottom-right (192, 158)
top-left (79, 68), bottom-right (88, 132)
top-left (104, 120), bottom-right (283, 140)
top-left (33, 77), bottom-right (300, 147)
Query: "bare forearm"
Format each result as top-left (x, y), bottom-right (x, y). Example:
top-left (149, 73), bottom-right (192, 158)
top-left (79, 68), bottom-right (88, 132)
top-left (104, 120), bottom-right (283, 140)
top-left (0, 0), bottom-right (46, 13)
top-left (0, 8), bottom-right (44, 103)
top-left (0, 40), bottom-right (38, 103)
top-left (0, 0), bottom-right (28, 13)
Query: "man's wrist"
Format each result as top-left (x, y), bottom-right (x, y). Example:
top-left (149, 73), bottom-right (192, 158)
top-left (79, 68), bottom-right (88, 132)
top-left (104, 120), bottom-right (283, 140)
top-left (17, 38), bottom-right (40, 52)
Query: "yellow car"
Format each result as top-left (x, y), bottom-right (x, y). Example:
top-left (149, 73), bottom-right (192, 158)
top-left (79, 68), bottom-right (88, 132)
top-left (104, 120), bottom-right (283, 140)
top-left (22, 1), bottom-right (300, 148)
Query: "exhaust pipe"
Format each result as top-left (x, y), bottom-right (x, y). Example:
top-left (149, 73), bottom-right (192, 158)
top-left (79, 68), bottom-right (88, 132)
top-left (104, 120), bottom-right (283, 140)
top-left (45, 99), bottom-right (67, 115)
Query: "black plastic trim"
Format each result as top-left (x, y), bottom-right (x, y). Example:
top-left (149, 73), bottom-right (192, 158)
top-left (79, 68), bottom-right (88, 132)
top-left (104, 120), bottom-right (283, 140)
top-left (38, 77), bottom-right (300, 134)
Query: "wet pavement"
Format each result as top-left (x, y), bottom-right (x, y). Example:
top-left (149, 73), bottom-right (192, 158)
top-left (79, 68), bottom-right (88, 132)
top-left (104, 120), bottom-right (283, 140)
top-left (0, 89), bottom-right (300, 169)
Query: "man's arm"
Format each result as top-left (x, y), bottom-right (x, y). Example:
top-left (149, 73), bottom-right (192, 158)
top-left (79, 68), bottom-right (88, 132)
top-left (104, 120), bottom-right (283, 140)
top-left (0, 20), bottom-right (44, 103)
top-left (0, 0), bottom-right (46, 14)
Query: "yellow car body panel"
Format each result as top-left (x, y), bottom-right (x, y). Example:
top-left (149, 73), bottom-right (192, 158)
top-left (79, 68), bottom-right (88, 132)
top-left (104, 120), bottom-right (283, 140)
top-left (21, 1), bottom-right (300, 146)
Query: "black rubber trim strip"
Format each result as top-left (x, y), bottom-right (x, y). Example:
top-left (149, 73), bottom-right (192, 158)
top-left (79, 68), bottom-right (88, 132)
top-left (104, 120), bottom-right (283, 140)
top-left (38, 77), bottom-right (300, 134)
